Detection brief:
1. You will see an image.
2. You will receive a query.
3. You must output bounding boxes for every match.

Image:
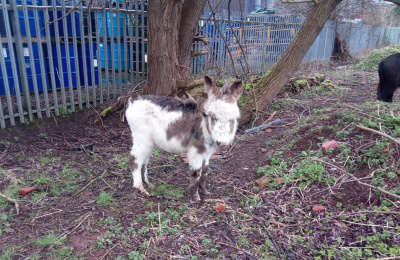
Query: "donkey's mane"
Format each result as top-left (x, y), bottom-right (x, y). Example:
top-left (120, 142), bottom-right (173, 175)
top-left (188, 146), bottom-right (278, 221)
top-left (138, 95), bottom-right (198, 113)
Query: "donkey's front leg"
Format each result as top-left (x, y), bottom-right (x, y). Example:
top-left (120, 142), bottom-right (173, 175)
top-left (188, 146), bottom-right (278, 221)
top-left (188, 168), bottom-right (202, 201)
top-left (198, 165), bottom-right (210, 195)
top-left (187, 147), bottom-right (205, 201)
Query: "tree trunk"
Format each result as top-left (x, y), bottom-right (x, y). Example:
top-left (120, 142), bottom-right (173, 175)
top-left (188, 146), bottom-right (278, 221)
top-left (239, 0), bottom-right (343, 126)
top-left (143, 0), bottom-right (207, 96)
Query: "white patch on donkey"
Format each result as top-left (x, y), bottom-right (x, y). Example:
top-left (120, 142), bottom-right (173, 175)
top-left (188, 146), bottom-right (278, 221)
top-left (125, 75), bottom-right (243, 201)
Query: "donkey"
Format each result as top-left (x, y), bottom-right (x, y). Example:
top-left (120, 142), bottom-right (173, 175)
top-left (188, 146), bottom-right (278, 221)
top-left (125, 75), bottom-right (243, 201)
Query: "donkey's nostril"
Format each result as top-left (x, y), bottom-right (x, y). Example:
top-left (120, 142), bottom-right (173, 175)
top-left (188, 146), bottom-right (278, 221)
top-left (216, 141), bottom-right (221, 145)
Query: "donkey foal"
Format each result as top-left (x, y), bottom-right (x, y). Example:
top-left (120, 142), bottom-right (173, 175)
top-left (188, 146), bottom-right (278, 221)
top-left (125, 76), bottom-right (243, 201)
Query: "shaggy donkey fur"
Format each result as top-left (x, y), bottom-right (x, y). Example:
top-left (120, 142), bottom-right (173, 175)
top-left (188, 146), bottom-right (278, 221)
top-left (125, 76), bottom-right (243, 201)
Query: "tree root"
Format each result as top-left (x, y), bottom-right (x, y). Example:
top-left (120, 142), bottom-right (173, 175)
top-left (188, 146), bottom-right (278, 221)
top-left (94, 96), bottom-right (128, 124)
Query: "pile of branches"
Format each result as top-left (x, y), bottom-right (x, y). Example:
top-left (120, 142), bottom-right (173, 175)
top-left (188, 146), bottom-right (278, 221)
top-left (281, 74), bottom-right (336, 94)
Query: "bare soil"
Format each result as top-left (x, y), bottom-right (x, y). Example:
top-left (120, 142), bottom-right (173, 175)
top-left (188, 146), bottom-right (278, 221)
top-left (0, 60), bottom-right (399, 259)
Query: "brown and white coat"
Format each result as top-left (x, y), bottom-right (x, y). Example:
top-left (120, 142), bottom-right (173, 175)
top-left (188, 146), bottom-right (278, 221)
top-left (125, 76), bottom-right (243, 201)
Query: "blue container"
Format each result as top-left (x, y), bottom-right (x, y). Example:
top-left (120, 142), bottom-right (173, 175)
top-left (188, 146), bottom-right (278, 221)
top-left (49, 10), bottom-right (82, 37)
top-left (0, 45), bottom-right (19, 95)
top-left (78, 44), bottom-right (99, 86)
top-left (48, 0), bottom-right (84, 36)
top-left (25, 44), bottom-right (50, 93)
top-left (98, 12), bottom-right (125, 37)
top-left (99, 42), bottom-right (130, 70)
top-left (0, 9), bottom-right (8, 36)
top-left (51, 44), bottom-right (78, 88)
top-left (0, 44), bottom-right (49, 95)
top-left (130, 41), bottom-right (148, 73)
top-left (17, 0), bottom-right (45, 36)
top-left (0, 0), bottom-right (45, 37)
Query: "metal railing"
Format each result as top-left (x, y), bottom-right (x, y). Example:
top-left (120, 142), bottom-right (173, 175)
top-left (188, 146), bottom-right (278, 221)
top-left (1, 2), bottom-right (400, 129)
top-left (193, 13), bottom-right (304, 77)
top-left (193, 13), bottom-right (400, 77)
top-left (0, 0), bottom-right (147, 128)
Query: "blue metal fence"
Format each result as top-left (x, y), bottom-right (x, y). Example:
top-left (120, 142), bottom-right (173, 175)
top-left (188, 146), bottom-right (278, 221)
top-left (1, 1), bottom-right (400, 129)
top-left (194, 14), bottom-right (400, 77)
top-left (0, 0), bottom-right (148, 128)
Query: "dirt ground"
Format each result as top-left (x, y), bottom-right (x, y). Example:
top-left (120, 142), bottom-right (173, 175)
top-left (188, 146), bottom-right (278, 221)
top-left (0, 60), bottom-right (400, 259)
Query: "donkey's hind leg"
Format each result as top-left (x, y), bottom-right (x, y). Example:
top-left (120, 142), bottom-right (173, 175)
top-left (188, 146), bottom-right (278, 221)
top-left (141, 158), bottom-right (155, 189)
top-left (129, 142), bottom-right (154, 195)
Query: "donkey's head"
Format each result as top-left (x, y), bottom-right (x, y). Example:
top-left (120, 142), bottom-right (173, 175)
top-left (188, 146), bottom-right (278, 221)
top-left (201, 76), bottom-right (243, 146)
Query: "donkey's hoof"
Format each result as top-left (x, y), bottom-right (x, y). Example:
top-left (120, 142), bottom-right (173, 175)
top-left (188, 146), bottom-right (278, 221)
top-left (139, 187), bottom-right (150, 196)
top-left (191, 193), bottom-right (201, 203)
top-left (146, 182), bottom-right (155, 189)
top-left (200, 189), bottom-right (210, 195)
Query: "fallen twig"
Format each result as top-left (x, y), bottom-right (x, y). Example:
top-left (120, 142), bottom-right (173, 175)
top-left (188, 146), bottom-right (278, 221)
top-left (100, 242), bottom-right (121, 260)
top-left (0, 192), bottom-right (20, 214)
top-left (0, 143), bottom-right (9, 161)
top-left (73, 170), bottom-right (108, 197)
top-left (285, 210), bottom-right (400, 228)
top-left (312, 158), bottom-right (400, 200)
top-left (218, 241), bottom-right (257, 259)
top-left (158, 203), bottom-right (162, 230)
top-left (260, 111), bottom-right (277, 126)
top-left (256, 217), bottom-right (283, 259)
top-left (31, 209), bottom-right (63, 223)
top-left (357, 125), bottom-right (400, 145)
top-left (49, 212), bottom-right (92, 250)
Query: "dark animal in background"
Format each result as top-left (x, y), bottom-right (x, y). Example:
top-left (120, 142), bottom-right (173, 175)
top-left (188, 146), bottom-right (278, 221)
top-left (125, 76), bottom-right (243, 201)
top-left (377, 53), bottom-right (400, 102)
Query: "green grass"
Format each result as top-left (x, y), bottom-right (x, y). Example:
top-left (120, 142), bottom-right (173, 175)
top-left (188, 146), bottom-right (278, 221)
top-left (34, 233), bottom-right (65, 246)
top-left (97, 191), bottom-right (115, 206)
top-left (149, 183), bottom-right (185, 198)
top-left (356, 45), bottom-right (400, 71)
top-left (0, 247), bottom-right (15, 260)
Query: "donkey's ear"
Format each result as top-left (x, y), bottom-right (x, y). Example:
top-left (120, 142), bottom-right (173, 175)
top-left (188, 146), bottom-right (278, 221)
top-left (204, 75), bottom-right (213, 92)
top-left (229, 79), bottom-right (243, 101)
top-left (204, 75), bottom-right (218, 99)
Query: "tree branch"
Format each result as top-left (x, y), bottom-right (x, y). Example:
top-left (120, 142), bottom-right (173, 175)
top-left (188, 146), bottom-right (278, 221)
top-left (312, 158), bottom-right (400, 200)
top-left (285, 210), bottom-right (400, 228)
top-left (192, 51), bottom-right (208, 57)
top-left (208, 0), bottom-right (239, 78)
top-left (193, 36), bottom-right (209, 45)
top-left (0, 192), bottom-right (20, 214)
top-left (173, 79), bottom-right (207, 96)
top-left (357, 125), bottom-right (400, 145)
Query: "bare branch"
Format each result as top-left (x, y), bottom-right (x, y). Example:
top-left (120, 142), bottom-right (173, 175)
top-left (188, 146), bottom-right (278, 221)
top-left (0, 192), bottom-right (20, 214)
top-left (357, 125), bottom-right (400, 145)
top-left (193, 36), bottom-right (209, 45)
top-left (312, 158), bottom-right (400, 200)
top-left (208, 0), bottom-right (239, 78)
top-left (192, 51), bottom-right (208, 57)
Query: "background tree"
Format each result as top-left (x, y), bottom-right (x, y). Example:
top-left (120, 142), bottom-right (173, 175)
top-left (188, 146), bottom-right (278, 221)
top-left (239, 0), bottom-right (400, 125)
top-left (141, 0), bottom-right (400, 125)
top-left (142, 0), bottom-right (207, 96)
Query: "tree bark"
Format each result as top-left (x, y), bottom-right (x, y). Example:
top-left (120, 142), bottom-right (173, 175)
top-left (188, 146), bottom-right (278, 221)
top-left (143, 0), bottom-right (207, 96)
top-left (239, 0), bottom-right (343, 126)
